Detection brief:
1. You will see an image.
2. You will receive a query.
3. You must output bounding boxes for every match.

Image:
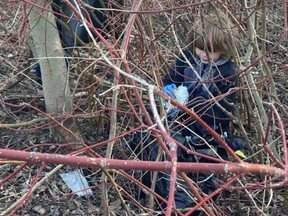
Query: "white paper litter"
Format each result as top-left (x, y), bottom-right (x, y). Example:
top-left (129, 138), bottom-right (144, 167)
top-left (60, 170), bottom-right (92, 197)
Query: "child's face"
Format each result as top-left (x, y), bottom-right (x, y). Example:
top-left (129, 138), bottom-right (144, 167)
top-left (195, 47), bottom-right (221, 64)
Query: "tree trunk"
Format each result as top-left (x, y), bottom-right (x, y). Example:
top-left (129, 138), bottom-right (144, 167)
top-left (28, 0), bottom-right (82, 144)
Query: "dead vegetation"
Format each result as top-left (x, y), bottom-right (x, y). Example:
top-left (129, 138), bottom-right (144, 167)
top-left (0, 0), bottom-right (288, 215)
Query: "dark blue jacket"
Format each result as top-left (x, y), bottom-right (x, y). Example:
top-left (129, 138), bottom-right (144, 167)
top-left (163, 50), bottom-right (238, 135)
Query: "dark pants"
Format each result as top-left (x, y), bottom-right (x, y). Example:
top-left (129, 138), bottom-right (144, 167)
top-left (129, 109), bottom-right (245, 211)
top-left (129, 128), bottom-right (219, 211)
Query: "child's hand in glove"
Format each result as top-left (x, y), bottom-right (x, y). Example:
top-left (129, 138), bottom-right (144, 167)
top-left (162, 85), bottom-right (189, 119)
top-left (163, 84), bottom-right (177, 98)
top-left (162, 84), bottom-right (176, 109)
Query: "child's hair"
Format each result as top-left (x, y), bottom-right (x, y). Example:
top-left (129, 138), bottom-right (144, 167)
top-left (187, 11), bottom-right (239, 59)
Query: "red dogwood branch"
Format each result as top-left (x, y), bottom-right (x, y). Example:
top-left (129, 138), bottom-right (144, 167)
top-left (0, 148), bottom-right (286, 178)
top-left (263, 103), bottom-right (287, 169)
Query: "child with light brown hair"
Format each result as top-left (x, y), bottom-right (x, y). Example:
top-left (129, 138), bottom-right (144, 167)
top-left (160, 11), bottom-right (242, 209)
top-left (130, 11), bottom-right (244, 212)
top-left (163, 11), bottom-right (239, 139)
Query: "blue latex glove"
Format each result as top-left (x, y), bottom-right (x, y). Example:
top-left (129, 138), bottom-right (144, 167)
top-left (164, 84), bottom-right (177, 98)
top-left (162, 84), bottom-right (179, 119)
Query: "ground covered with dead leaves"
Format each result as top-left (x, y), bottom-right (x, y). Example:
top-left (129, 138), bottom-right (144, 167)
top-left (1, 1), bottom-right (288, 215)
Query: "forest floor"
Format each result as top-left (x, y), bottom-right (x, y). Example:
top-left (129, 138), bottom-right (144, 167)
top-left (1, 1), bottom-right (288, 216)
top-left (0, 40), bottom-right (287, 216)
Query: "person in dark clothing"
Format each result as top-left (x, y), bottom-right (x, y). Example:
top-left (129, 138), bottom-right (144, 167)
top-left (52, 0), bottom-right (111, 48)
top-left (34, 0), bottom-right (118, 86)
top-left (130, 11), bottom-right (244, 213)
top-left (162, 12), bottom-right (238, 139)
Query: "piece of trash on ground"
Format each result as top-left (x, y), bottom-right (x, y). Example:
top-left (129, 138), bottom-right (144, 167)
top-left (60, 170), bottom-right (92, 197)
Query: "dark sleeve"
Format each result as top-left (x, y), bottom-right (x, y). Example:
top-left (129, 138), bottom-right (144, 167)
top-left (189, 62), bottom-right (238, 129)
top-left (215, 63), bottom-right (238, 109)
top-left (162, 50), bottom-right (193, 86)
